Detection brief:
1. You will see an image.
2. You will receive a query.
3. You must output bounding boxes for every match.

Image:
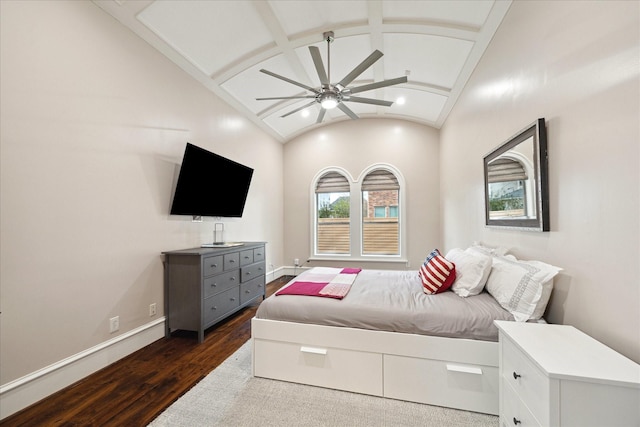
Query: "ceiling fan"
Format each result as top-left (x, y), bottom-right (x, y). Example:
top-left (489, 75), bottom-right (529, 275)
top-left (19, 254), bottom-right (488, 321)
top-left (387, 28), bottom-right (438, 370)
top-left (256, 31), bottom-right (408, 123)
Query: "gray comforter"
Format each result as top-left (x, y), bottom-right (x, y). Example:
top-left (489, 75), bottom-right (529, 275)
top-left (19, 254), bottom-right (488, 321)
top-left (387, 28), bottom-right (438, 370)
top-left (256, 268), bottom-right (515, 342)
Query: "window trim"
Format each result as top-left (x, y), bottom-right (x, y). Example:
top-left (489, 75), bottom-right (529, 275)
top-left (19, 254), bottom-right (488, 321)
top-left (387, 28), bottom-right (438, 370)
top-left (310, 164), bottom-right (406, 263)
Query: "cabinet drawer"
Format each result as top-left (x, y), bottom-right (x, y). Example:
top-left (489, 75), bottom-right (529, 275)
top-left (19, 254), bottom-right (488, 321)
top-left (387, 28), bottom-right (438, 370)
top-left (241, 262), bottom-right (265, 283)
top-left (253, 246), bottom-right (265, 262)
top-left (502, 337), bottom-right (549, 424)
top-left (254, 339), bottom-right (383, 396)
top-left (203, 270), bottom-right (239, 299)
top-left (385, 354), bottom-right (499, 415)
top-left (223, 252), bottom-right (239, 270)
top-left (204, 287), bottom-right (240, 325)
top-left (501, 380), bottom-right (541, 427)
top-left (203, 255), bottom-right (223, 277)
top-left (240, 249), bottom-right (254, 266)
top-left (240, 276), bottom-right (265, 304)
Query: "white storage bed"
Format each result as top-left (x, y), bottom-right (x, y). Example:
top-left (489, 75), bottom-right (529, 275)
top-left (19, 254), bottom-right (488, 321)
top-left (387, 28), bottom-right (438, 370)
top-left (251, 267), bottom-right (519, 415)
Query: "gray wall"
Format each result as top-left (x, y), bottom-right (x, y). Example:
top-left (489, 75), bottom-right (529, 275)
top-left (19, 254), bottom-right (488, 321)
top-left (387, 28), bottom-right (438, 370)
top-left (0, 0), bottom-right (284, 385)
top-left (283, 118), bottom-right (441, 271)
top-left (440, 0), bottom-right (639, 362)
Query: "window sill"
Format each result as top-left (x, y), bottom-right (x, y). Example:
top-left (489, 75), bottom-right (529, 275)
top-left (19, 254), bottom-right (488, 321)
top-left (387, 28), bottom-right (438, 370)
top-left (307, 256), bottom-right (409, 265)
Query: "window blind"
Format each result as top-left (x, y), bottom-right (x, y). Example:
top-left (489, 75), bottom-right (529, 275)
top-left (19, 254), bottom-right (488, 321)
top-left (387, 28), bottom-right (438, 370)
top-left (316, 171), bottom-right (350, 193)
top-left (361, 169), bottom-right (399, 191)
top-left (487, 158), bottom-right (527, 183)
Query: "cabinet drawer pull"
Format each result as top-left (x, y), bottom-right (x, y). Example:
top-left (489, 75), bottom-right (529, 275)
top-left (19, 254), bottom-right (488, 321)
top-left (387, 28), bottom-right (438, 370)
top-left (246, 271), bottom-right (251, 275)
top-left (513, 417), bottom-right (521, 425)
top-left (230, 277), bottom-right (236, 281)
top-left (230, 297), bottom-right (236, 301)
top-left (300, 346), bottom-right (327, 355)
top-left (229, 259), bottom-right (236, 263)
top-left (212, 306), bottom-right (217, 310)
top-left (513, 371), bottom-right (521, 380)
top-left (211, 283), bottom-right (217, 288)
top-left (446, 364), bottom-right (483, 375)
top-left (211, 263), bottom-right (218, 268)
top-left (245, 290), bottom-right (250, 293)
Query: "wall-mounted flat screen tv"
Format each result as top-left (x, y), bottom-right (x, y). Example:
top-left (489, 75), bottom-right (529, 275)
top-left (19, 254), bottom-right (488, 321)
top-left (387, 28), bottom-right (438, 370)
top-left (170, 143), bottom-right (253, 218)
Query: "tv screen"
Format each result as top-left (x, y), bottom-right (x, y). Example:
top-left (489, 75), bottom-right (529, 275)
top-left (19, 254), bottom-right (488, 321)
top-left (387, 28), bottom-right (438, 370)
top-left (170, 143), bottom-right (253, 218)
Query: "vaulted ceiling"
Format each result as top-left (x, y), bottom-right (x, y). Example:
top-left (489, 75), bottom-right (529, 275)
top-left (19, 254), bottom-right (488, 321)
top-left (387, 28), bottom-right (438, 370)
top-left (94, 0), bottom-right (512, 142)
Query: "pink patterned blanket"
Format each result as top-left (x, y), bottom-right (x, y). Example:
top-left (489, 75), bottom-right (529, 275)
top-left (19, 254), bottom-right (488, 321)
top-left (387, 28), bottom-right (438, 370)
top-left (275, 267), bottom-right (361, 299)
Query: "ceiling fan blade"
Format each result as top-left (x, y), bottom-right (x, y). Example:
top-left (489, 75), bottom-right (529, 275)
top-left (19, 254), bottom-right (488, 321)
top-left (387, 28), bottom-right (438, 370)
top-left (256, 96), bottom-right (316, 100)
top-left (316, 108), bottom-right (326, 124)
top-left (345, 96), bottom-right (393, 107)
top-left (280, 100), bottom-right (317, 118)
top-left (260, 69), bottom-right (319, 94)
top-left (337, 50), bottom-right (384, 88)
top-left (338, 103), bottom-right (359, 120)
top-left (348, 76), bottom-right (408, 94)
top-left (309, 46), bottom-right (329, 86)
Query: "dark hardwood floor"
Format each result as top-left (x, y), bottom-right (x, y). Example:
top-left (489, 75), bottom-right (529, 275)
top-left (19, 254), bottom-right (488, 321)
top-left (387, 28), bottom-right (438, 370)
top-left (0, 276), bottom-right (292, 427)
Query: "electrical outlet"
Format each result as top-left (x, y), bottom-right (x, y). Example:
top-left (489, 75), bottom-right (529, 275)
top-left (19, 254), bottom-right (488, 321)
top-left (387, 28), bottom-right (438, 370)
top-left (109, 316), bottom-right (119, 333)
top-left (294, 258), bottom-right (300, 266)
top-left (149, 303), bottom-right (156, 317)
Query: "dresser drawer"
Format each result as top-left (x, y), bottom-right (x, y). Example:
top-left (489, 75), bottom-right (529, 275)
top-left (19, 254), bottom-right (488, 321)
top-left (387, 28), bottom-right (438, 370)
top-left (254, 338), bottom-right (383, 396)
top-left (240, 275), bottom-right (265, 304)
top-left (502, 337), bottom-right (549, 424)
top-left (241, 262), bottom-right (265, 283)
top-left (223, 252), bottom-right (239, 270)
top-left (240, 249), bottom-right (254, 266)
top-left (204, 287), bottom-right (240, 325)
top-left (502, 380), bottom-right (542, 427)
top-left (203, 255), bottom-right (223, 277)
top-left (253, 246), bottom-right (265, 262)
top-left (203, 270), bottom-right (239, 299)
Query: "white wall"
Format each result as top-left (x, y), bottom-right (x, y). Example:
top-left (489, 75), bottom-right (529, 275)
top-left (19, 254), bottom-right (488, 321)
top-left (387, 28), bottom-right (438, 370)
top-left (440, 0), bottom-right (639, 362)
top-left (0, 0), bottom-right (284, 391)
top-left (283, 118), bottom-right (441, 270)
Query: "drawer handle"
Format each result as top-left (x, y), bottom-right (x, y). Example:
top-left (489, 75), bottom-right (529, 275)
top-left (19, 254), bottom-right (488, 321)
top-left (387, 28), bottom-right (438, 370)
top-left (210, 263), bottom-right (218, 268)
top-left (212, 306), bottom-right (217, 310)
top-left (446, 364), bottom-right (483, 375)
top-left (513, 417), bottom-right (521, 425)
top-left (231, 277), bottom-right (236, 281)
top-left (300, 346), bottom-right (327, 355)
top-left (245, 290), bottom-right (250, 293)
top-left (513, 371), bottom-right (521, 380)
top-left (211, 283), bottom-right (217, 288)
top-left (230, 297), bottom-right (236, 301)
top-left (229, 259), bottom-right (236, 263)
top-left (246, 271), bottom-right (251, 275)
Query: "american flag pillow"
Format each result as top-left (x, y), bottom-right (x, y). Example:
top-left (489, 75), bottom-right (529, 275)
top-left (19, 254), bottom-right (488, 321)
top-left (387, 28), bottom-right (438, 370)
top-left (419, 249), bottom-right (456, 294)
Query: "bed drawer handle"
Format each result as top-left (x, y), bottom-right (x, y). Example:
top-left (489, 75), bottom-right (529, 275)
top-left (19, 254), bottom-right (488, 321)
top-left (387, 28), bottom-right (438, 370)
top-left (300, 346), bottom-right (327, 355)
top-left (446, 364), bottom-right (483, 375)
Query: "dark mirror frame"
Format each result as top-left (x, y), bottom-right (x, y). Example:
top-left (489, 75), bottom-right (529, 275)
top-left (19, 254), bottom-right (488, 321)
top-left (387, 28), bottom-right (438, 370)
top-left (483, 118), bottom-right (549, 231)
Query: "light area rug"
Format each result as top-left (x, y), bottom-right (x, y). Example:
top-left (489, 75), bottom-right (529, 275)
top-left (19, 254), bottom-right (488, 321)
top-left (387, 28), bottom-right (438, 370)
top-left (148, 341), bottom-right (499, 427)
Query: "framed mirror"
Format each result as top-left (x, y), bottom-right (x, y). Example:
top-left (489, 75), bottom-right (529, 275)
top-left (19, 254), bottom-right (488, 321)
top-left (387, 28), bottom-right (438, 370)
top-left (483, 118), bottom-right (549, 231)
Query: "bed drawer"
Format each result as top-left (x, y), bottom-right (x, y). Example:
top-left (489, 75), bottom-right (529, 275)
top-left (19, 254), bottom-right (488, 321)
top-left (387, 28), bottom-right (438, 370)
top-left (253, 339), bottom-right (383, 396)
top-left (384, 354), bottom-right (499, 415)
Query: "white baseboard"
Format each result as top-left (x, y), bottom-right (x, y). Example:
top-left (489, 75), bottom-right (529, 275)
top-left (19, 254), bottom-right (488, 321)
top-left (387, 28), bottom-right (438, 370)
top-left (0, 317), bottom-right (166, 420)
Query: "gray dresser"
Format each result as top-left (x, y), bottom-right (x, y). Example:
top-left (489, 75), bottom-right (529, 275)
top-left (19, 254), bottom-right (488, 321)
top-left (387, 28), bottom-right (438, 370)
top-left (163, 242), bottom-right (266, 342)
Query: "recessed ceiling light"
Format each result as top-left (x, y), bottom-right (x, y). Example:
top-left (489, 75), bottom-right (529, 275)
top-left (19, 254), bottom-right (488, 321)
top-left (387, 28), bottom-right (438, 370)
top-left (301, 109), bottom-right (310, 118)
top-left (396, 97), bottom-right (406, 105)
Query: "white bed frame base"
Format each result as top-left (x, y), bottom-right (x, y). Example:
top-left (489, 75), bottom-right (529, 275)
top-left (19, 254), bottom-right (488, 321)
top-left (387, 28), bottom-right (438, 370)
top-left (251, 318), bottom-right (499, 415)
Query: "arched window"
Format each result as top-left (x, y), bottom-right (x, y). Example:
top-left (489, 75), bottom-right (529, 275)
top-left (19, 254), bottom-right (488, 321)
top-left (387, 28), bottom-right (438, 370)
top-left (315, 170), bottom-right (350, 255)
top-left (361, 169), bottom-right (400, 255)
top-left (311, 165), bottom-right (405, 262)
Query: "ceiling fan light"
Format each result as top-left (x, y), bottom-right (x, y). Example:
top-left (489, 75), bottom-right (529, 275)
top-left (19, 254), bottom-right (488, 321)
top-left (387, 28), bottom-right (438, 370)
top-left (320, 94), bottom-right (338, 109)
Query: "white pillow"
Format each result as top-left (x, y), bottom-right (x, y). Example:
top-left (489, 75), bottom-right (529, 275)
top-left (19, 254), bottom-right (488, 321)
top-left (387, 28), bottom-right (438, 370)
top-left (468, 242), bottom-right (510, 257)
top-left (486, 255), bottom-right (562, 321)
top-left (445, 248), bottom-right (493, 297)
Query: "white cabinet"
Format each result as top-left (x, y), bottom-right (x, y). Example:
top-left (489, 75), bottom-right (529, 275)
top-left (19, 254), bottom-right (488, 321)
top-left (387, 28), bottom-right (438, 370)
top-left (495, 321), bottom-right (640, 427)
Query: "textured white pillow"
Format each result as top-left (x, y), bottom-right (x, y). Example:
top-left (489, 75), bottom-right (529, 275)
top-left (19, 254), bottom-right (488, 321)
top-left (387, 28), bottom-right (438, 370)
top-left (446, 248), bottom-right (493, 297)
top-left (468, 242), bottom-right (510, 257)
top-left (486, 255), bottom-right (562, 321)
